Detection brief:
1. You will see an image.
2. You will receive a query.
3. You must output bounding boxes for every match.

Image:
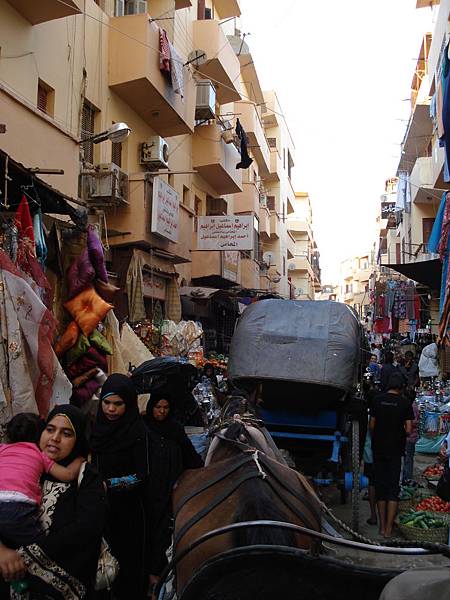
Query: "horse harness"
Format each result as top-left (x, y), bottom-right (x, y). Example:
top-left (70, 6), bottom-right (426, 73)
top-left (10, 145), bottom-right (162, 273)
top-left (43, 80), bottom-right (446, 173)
top-left (173, 429), bottom-right (322, 547)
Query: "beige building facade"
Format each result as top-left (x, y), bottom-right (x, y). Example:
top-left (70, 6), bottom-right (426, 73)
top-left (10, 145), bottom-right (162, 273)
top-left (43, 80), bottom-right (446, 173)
top-left (339, 254), bottom-right (372, 318)
top-left (0, 0), bottom-right (300, 330)
top-left (286, 192), bottom-right (321, 300)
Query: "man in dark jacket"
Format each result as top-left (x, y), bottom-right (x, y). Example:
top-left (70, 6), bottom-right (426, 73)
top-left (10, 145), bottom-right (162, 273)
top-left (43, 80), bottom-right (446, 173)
top-left (380, 351), bottom-right (397, 392)
top-left (370, 372), bottom-right (414, 538)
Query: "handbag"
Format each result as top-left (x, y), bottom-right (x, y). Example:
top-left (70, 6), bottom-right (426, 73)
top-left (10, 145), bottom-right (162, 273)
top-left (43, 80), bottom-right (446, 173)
top-left (78, 463), bottom-right (120, 590)
top-left (436, 464), bottom-right (450, 502)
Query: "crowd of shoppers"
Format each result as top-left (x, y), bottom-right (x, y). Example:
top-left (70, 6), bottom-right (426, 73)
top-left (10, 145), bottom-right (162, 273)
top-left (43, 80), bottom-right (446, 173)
top-left (0, 373), bottom-right (204, 599)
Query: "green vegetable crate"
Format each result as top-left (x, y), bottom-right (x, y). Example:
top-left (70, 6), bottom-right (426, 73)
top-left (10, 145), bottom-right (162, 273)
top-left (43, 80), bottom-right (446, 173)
top-left (398, 511), bottom-right (448, 543)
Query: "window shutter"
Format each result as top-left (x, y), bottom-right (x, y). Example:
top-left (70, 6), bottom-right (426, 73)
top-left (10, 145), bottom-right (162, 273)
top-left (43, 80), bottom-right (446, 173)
top-left (81, 102), bottom-right (95, 164)
top-left (266, 196), bottom-right (275, 211)
top-left (111, 142), bottom-right (122, 168)
top-left (267, 137), bottom-right (277, 149)
top-left (37, 84), bottom-right (47, 113)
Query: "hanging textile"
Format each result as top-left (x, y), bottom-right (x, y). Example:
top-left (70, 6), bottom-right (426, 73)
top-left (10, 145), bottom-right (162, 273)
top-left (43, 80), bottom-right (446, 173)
top-left (169, 41), bottom-right (184, 98)
top-left (166, 277), bottom-right (181, 323)
top-left (235, 118), bottom-right (254, 169)
top-left (429, 192), bottom-right (450, 315)
top-left (159, 28), bottom-right (171, 74)
top-left (0, 250), bottom-right (71, 426)
top-left (15, 196), bottom-right (53, 309)
top-left (126, 250), bottom-right (146, 322)
top-left (441, 42), bottom-right (450, 182)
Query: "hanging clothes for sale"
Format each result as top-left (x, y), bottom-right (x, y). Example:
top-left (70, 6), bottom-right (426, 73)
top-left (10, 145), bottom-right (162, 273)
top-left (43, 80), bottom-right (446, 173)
top-left (14, 195), bottom-right (53, 309)
top-left (235, 118), bottom-right (253, 169)
top-left (429, 191), bottom-right (450, 315)
top-left (440, 41), bottom-right (450, 182)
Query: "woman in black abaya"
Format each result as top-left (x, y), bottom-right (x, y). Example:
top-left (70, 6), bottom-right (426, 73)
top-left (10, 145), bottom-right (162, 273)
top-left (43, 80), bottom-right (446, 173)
top-left (91, 374), bottom-right (150, 600)
top-left (143, 394), bottom-right (203, 590)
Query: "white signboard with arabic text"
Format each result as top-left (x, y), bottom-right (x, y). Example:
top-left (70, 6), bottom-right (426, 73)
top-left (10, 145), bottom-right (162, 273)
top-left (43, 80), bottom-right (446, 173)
top-left (197, 215), bottom-right (253, 251)
top-left (151, 177), bottom-right (179, 242)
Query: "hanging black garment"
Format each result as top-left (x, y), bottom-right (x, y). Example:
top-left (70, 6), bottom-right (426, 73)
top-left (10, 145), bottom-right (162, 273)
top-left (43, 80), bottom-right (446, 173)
top-left (235, 118), bottom-right (254, 169)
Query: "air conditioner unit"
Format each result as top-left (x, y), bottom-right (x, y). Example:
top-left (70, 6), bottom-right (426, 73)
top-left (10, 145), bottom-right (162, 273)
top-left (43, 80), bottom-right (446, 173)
top-left (140, 136), bottom-right (169, 170)
top-left (195, 80), bottom-right (216, 121)
top-left (259, 192), bottom-right (267, 208)
top-left (125, 0), bottom-right (147, 15)
top-left (82, 163), bottom-right (128, 206)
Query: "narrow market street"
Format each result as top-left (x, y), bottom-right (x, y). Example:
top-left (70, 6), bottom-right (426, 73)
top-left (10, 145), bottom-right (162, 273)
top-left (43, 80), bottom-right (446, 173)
top-left (2, 0), bottom-right (450, 599)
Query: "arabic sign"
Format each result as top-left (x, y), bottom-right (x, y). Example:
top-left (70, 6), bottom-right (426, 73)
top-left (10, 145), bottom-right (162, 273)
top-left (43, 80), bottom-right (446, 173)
top-left (223, 250), bottom-right (239, 282)
top-left (381, 201), bottom-right (396, 220)
top-left (197, 215), bottom-right (253, 251)
top-left (142, 272), bottom-right (166, 301)
top-left (151, 177), bottom-right (179, 242)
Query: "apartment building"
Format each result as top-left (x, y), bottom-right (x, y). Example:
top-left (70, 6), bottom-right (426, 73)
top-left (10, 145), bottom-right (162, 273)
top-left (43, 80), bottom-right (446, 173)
top-left (379, 0), bottom-right (448, 332)
top-left (286, 192), bottom-right (321, 300)
top-left (0, 0), bottom-right (299, 330)
top-left (339, 254), bottom-right (372, 318)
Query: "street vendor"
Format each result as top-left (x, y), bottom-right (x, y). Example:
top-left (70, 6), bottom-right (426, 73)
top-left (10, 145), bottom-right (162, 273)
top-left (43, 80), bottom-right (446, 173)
top-left (370, 372), bottom-right (415, 538)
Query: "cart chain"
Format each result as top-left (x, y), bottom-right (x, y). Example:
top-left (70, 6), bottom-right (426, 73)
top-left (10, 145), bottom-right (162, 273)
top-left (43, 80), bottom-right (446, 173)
top-left (319, 502), bottom-right (381, 546)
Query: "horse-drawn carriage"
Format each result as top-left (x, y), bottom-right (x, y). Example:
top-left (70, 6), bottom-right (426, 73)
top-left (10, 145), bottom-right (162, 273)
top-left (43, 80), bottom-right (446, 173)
top-left (133, 303), bottom-right (450, 600)
top-left (228, 299), bottom-right (367, 530)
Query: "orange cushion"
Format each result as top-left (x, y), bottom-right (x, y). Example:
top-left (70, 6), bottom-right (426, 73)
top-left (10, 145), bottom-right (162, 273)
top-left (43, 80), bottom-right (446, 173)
top-left (64, 286), bottom-right (113, 337)
top-left (54, 321), bottom-right (79, 357)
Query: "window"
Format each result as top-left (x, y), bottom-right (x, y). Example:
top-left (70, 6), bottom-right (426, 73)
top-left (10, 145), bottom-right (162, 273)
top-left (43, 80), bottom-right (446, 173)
top-left (266, 196), bottom-right (275, 211)
top-left (267, 137), bottom-right (277, 149)
top-left (194, 196), bottom-right (201, 232)
top-left (111, 141), bottom-right (122, 168)
top-left (283, 149), bottom-right (286, 169)
top-left (81, 101), bottom-right (96, 164)
top-left (37, 79), bottom-right (54, 116)
top-left (183, 185), bottom-right (191, 208)
top-left (283, 256), bottom-right (286, 277)
top-left (287, 150), bottom-right (294, 180)
top-left (206, 196), bottom-right (227, 216)
top-left (422, 217), bottom-right (434, 252)
top-left (396, 242), bottom-right (401, 263)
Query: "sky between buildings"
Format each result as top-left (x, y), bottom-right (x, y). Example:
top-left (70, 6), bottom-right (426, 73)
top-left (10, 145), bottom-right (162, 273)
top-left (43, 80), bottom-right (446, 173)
top-left (240, 0), bottom-right (432, 283)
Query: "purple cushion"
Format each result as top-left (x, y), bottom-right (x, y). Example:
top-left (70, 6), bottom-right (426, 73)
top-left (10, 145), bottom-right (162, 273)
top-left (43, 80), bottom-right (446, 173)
top-left (66, 346), bottom-right (108, 379)
top-left (66, 248), bottom-right (95, 300)
top-left (87, 226), bottom-right (108, 283)
top-left (70, 376), bottom-right (101, 407)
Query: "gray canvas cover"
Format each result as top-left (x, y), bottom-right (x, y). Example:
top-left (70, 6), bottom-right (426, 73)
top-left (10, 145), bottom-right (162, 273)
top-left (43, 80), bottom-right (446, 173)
top-left (228, 300), bottom-right (361, 391)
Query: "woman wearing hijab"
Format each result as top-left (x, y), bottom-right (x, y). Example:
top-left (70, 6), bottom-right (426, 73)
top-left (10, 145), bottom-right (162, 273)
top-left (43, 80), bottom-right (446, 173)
top-left (0, 404), bottom-right (106, 599)
top-left (143, 394), bottom-right (203, 590)
top-left (91, 373), bottom-right (150, 600)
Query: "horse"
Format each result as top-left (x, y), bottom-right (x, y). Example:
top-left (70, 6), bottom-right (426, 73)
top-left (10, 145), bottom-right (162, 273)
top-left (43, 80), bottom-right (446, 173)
top-left (169, 395), bottom-right (322, 599)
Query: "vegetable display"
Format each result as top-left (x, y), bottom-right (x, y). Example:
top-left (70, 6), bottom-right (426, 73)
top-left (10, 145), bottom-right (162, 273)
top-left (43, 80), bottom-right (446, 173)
top-left (415, 496), bottom-right (450, 513)
top-left (399, 510), bottom-right (446, 529)
top-left (423, 464), bottom-right (444, 479)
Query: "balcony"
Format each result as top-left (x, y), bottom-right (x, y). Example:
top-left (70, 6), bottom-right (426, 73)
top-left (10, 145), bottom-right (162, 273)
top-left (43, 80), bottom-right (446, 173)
top-left (344, 291), bottom-right (354, 302)
top-left (192, 20), bottom-right (241, 104)
top-left (398, 105), bottom-right (433, 173)
top-left (214, 0), bottom-right (241, 18)
top-left (109, 15), bottom-right (195, 137)
top-left (234, 183), bottom-right (259, 214)
top-left (193, 124), bottom-right (243, 195)
top-left (269, 212), bottom-right (280, 239)
top-left (410, 156), bottom-right (446, 203)
top-left (259, 207), bottom-right (271, 240)
top-left (265, 149), bottom-right (283, 182)
top-left (290, 255), bottom-right (314, 278)
top-left (235, 102), bottom-right (270, 174)
top-left (7, 0), bottom-right (82, 24)
top-left (191, 250), bottom-right (238, 288)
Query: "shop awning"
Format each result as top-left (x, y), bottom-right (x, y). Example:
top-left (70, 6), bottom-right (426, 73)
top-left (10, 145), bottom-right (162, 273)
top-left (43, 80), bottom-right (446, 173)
top-left (0, 149), bottom-right (85, 227)
top-left (179, 286), bottom-right (220, 299)
top-left (386, 259), bottom-right (441, 289)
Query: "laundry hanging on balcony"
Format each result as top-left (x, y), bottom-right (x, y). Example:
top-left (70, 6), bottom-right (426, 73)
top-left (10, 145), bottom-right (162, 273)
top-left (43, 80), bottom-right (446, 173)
top-left (235, 118), bottom-right (253, 170)
top-left (159, 28), bottom-right (184, 98)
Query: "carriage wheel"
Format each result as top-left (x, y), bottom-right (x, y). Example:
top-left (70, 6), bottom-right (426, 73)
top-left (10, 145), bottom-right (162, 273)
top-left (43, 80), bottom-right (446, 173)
top-left (351, 418), bottom-right (360, 532)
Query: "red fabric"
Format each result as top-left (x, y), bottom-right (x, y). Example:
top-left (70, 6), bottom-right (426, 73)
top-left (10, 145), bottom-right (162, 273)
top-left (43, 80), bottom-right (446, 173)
top-left (373, 317), bottom-right (391, 334)
top-left (66, 347), bottom-right (108, 380)
top-left (414, 294), bottom-right (421, 321)
top-left (159, 28), bottom-right (171, 73)
top-left (14, 196), bottom-right (53, 309)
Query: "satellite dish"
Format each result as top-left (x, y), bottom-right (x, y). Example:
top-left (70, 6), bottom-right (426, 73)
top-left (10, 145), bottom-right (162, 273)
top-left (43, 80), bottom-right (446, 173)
top-left (188, 49), bottom-right (208, 68)
top-left (263, 251), bottom-right (275, 266)
top-left (288, 262), bottom-right (296, 271)
top-left (295, 288), bottom-right (304, 297)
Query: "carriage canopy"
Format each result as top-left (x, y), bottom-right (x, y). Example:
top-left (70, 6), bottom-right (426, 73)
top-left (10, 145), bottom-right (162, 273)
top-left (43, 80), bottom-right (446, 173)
top-left (228, 300), bottom-right (362, 392)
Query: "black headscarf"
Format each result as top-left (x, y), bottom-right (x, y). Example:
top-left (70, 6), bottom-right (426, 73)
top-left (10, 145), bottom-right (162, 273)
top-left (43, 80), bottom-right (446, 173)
top-left (91, 373), bottom-right (146, 454)
top-left (143, 394), bottom-right (185, 442)
top-left (44, 404), bottom-right (89, 466)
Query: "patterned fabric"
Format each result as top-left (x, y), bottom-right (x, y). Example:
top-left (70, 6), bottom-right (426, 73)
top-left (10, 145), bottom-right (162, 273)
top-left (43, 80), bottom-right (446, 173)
top-left (169, 41), bottom-right (184, 97)
top-left (126, 251), bottom-right (146, 322)
top-left (39, 479), bottom-right (71, 532)
top-left (19, 543), bottom-right (85, 600)
top-left (159, 28), bottom-right (171, 74)
top-left (166, 277), bottom-right (181, 323)
top-left (0, 250), bottom-right (71, 425)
